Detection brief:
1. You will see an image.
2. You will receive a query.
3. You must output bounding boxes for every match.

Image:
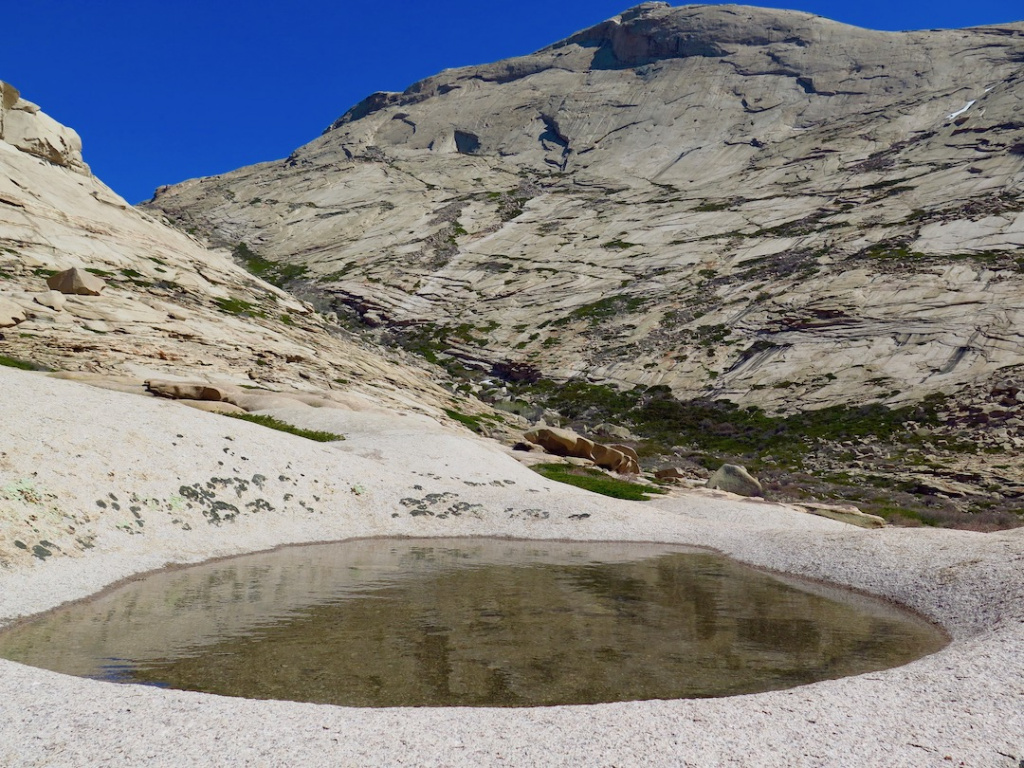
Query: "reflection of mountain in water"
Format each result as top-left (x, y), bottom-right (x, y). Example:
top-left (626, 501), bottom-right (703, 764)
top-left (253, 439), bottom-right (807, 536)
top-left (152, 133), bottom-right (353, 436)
top-left (0, 539), bottom-right (945, 706)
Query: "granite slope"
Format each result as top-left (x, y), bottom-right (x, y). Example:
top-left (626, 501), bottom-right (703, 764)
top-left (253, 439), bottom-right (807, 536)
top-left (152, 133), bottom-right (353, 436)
top-left (146, 3), bottom-right (1024, 412)
top-left (0, 79), bottom-right (476, 422)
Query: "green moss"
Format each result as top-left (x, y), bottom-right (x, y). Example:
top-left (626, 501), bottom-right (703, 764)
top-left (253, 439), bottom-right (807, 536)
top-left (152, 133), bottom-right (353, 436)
top-left (223, 413), bottom-right (343, 442)
top-left (532, 464), bottom-right (665, 501)
top-left (602, 239), bottom-right (638, 250)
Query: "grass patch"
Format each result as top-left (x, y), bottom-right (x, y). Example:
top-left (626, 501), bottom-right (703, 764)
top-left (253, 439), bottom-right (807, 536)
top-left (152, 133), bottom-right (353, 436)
top-left (223, 413), bottom-right (343, 442)
top-left (0, 355), bottom-right (48, 371)
top-left (532, 463), bottom-right (665, 501)
top-left (445, 408), bottom-right (484, 433)
top-left (693, 200), bottom-right (733, 212)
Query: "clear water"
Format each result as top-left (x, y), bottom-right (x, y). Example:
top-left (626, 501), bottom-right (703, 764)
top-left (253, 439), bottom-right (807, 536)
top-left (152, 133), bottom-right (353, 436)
top-left (0, 539), bottom-right (947, 706)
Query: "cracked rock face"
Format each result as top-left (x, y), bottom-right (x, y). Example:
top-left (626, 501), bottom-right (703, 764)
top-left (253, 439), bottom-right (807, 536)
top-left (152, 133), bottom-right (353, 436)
top-left (145, 4), bottom-right (1024, 413)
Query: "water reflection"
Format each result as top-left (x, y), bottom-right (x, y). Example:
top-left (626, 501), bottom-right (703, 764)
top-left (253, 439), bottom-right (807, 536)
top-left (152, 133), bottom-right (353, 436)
top-left (0, 539), bottom-right (946, 706)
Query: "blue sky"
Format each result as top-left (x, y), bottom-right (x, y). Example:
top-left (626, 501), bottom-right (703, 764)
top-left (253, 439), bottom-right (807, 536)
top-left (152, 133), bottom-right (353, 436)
top-left (2, 1), bottom-right (1020, 203)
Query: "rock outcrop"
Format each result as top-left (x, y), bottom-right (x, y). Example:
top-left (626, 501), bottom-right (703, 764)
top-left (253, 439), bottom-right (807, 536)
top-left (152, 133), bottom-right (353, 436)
top-left (0, 297), bottom-right (25, 328)
top-left (33, 290), bottom-right (67, 311)
top-left (795, 501), bottom-right (886, 529)
top-left (0, 81), bottom-right (87, 173)
top-left (654, 467), bottom-right (688, 483)
top-left (524, 426), bottom-right (640, 474)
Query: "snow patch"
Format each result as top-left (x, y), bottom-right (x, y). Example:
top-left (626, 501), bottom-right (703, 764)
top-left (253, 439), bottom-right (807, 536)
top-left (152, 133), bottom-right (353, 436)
top-left (946, 100), bottom-right (976, 121)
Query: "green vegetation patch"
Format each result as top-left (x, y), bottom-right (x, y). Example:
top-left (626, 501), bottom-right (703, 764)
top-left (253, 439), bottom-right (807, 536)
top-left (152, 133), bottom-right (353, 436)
top-left (0, 355), bottom-right (49, 372)
top-left (558, 295), bottom-right (647, 325)
top-left (0, 355), bottom-right (35, 370)
top-left (223, 413), bottom-right (344, 442)
top-left (527, 380), bottom-right (946, 467)
top-left (445, 408), bottom-right (484, 433)
top-left (693, 200), bottom-right (733, 212)
top-left (532, 463), bottom-right (666, 501)
top-left (214, 297), bottom-right (267, 318)
top-left (232, 242), bottom-right (309, 288)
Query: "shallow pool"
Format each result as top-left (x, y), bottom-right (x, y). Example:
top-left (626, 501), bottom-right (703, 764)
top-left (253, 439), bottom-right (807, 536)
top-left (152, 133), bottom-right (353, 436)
top-left (0, 538), bottom-right (947, 706)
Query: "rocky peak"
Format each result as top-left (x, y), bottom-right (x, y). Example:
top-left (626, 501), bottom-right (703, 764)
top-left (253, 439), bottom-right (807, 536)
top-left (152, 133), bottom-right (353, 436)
top-left (0, 81), bottom-right (89, 173)
top-left (327, 3), bottom-right (842, 133)
top-left (147, 3), bottom-right (1024, 419)
top-left (550, 2), bottom-right (833, 67)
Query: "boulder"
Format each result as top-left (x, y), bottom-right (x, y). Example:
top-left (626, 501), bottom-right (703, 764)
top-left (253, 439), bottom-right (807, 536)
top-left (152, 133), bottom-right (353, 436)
top-left (145, 379), bottom-right (233, 402)
top-left (46, 268), bottom-right (106, 296)
top-left (33, 290), bottom-right (66, 311)
top-left (609, 444), bottom-right (640, 463)
top-left (591, 442), bottom-right (626, 472)
top-left (593, 423), bottom-right (636, 440)
top-left (592, 442), bottom-right (640, 473)
top-left (707, 464), bottom-right (763, 497)
top-left (654, 467), bottom-right (687, 482)
top-left (82, 320), bottom-right (110, 333)
top-left (524, 426), bottom-right (588, 457)
top-left (0, 297), bottom-right (26, 327)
